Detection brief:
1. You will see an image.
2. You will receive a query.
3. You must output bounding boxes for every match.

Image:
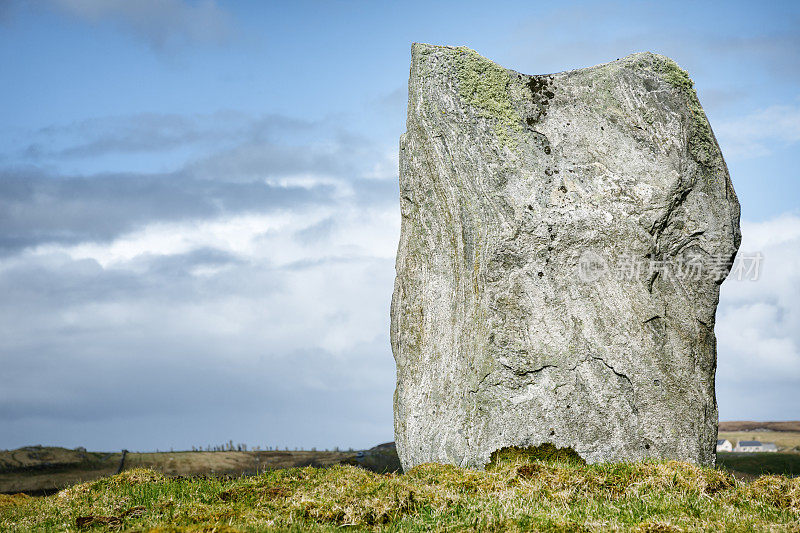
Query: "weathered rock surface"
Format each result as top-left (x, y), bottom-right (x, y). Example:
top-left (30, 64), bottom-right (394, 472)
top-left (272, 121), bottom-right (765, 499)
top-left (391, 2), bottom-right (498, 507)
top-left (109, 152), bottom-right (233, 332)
top-left (391, 44), bottom-right (741, 469)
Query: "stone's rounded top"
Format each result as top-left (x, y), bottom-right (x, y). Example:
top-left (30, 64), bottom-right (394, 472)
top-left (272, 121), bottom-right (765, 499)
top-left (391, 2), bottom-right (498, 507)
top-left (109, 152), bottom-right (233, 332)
top-left (406, 42), bottom-right (715, 171)
top-left (409, 42), bottom-right (687, 81)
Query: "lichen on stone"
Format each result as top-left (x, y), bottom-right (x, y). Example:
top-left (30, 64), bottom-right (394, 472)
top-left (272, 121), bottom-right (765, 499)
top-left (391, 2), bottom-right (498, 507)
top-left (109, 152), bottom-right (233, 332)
top-left (649, 56), bottom-right (718, 170)
top-left (447, 46), bottom-right (523, 149)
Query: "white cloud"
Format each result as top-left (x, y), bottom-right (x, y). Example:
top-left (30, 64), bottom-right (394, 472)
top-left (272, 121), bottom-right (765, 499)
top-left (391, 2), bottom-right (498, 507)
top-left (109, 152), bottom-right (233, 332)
top-left (8, 180), bottom-right (400, 355)
top-left (30, 194), bottom-right (398, 270)
top-left (715, 99), bottom-right (800, 159)
top-left (716, 212), bottom-right (800, 419)
top-left (47, 0), bottom-right (232, 49)
top-left (0, 100), bottom-right (403, 451)
top-left (0, 181), bottom-right (401, 449)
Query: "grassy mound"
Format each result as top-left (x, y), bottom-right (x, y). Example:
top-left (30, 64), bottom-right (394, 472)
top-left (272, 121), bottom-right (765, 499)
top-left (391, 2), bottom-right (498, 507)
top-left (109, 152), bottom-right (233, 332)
top-left (1, 456), bottom-right (798, 531)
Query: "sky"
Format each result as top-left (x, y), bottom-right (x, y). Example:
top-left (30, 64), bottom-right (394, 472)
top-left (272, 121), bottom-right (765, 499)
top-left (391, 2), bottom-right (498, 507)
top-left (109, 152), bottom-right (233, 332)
top-left (0, 0), bottom-right (798, 452)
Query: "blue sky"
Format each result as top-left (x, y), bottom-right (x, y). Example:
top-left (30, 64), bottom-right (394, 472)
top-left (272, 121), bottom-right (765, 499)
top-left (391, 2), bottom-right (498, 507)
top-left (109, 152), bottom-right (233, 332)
top-left (0, 0), bottom-right (798, 452)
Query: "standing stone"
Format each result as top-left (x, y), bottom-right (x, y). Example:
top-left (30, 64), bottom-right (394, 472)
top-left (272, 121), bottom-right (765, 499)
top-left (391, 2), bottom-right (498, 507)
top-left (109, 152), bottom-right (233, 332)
top-left (390, 44), bottom-right (740, 469)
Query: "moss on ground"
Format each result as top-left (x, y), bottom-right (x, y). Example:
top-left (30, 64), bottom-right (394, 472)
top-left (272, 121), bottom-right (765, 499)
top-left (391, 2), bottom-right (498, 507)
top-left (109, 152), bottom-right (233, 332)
top-left (487, 443), bottom-right (586, 468)
top-left (447, 46), bottom-right (523, 150)
top-left (2, 456), bottom-right (799, 531)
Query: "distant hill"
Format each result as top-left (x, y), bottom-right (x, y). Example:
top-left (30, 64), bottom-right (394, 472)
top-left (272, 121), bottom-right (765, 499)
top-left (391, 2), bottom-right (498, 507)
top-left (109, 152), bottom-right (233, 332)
top-left (0, 443), bottom-right (400, 494)
top-left (719, 421), bottom-right (800, 432)
top-left (0, 445), bottom-right (116, 473)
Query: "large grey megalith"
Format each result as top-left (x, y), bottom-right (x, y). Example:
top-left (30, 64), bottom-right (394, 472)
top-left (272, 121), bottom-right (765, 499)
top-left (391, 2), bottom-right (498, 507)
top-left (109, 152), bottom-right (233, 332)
top-left (390, 44), bottom-right (741, 469)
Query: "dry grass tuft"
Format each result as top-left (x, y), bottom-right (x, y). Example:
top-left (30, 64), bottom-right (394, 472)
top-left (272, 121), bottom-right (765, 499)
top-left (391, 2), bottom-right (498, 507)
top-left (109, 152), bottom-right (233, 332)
top-left (0, 494), bottom-right (30, 509)
top-left (635, 521), bottom-right (683, 532)
top-left (744, 475), bottom-right (800, 511)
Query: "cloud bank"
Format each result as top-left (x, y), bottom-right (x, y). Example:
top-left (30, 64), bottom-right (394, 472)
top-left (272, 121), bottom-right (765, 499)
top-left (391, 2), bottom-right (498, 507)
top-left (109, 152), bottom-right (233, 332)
top-left (716, 213), bottom-right (800, 420)
top-left (0, 111), bottom-right (400, 451)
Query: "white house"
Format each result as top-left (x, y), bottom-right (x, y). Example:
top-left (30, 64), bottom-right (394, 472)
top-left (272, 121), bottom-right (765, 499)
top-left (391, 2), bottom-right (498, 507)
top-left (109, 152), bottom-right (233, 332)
top-left (716, 439), bottom-right (732, 452)
top-left (761, 443), bottom-right (778, 452)
top-left (733, 440), bottom-right (779, 452)
top-left (735, 440), bottom-right (763, 452)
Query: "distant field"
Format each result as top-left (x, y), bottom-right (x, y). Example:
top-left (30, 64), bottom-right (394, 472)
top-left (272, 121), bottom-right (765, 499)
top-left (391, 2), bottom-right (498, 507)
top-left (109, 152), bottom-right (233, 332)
top-left (123, 449), bottom-right (352, 476)
top-left (719, 421), bottom-right (800, 432)
top-left (718, 431), bottom-right (800, 452)
top-left (4, 436), bottom-right (798, 496)
top-left (0, 445), bottom-right (400, 494)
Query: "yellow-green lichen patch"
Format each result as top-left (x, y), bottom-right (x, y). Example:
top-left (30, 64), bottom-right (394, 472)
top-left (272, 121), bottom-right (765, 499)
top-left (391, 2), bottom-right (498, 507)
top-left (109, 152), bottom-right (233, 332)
top-left (649, 56), bottom-right (718, 170)
top-left (448, 46), bottom-right (523, 149)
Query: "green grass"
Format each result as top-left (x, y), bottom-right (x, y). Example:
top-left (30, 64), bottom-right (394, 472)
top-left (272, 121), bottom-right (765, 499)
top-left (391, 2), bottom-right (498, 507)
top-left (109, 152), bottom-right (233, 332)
top-left (1, 457), bottom-right (798, 531)
top-left (718, 452), bottom-right (800, 477)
